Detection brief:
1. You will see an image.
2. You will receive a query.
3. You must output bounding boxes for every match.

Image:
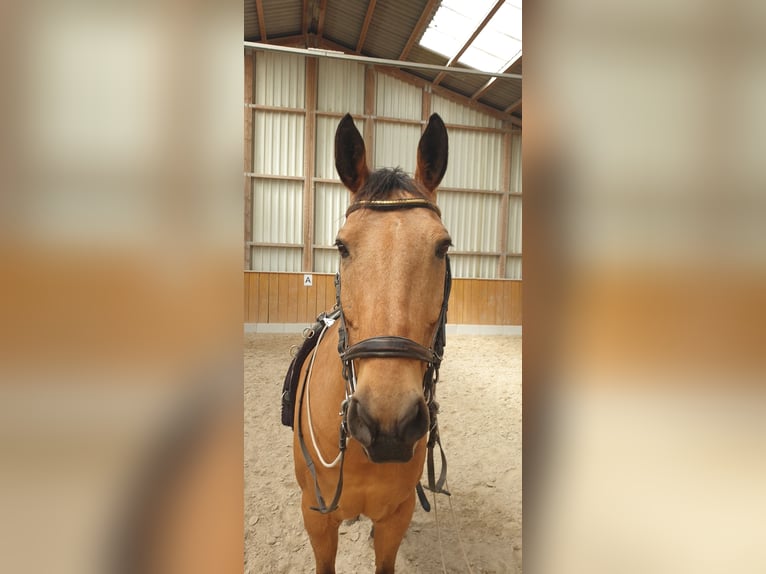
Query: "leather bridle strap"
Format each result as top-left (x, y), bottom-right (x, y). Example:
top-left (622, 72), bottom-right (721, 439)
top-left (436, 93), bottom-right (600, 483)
top-left (345, 198), bottom-right (441, 217)
top-left (341, 336), bottom-right (439, 365)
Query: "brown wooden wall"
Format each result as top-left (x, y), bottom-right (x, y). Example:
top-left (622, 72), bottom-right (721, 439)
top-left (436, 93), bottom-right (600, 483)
top-left (244, 272), bottom-right (522, 325)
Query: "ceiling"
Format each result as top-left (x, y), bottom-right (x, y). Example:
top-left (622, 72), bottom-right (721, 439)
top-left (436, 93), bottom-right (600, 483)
top-left (244, 0), bottom-right (522, 124)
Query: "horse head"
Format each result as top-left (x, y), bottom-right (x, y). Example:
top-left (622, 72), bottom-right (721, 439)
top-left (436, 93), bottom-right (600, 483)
top-left (334, 113), bottom-right (450, 463)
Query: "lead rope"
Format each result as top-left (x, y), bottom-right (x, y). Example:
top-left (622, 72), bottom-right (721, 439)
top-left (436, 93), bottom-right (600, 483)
top-left (445, 478), bottom-right (475, 574)
top-left (305, 320), bottom-right (344, 469)
top-left (430, 480), bottom-right (475, 574)
top-left (296, 312), bottom-right (348, 514)
top-left (433, 489), bottom-right (448, 574)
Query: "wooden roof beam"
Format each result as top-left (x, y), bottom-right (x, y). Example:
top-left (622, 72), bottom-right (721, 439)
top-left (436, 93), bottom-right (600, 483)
top-left (356, 0), bottom-right (378, 54)
top-left (471, 60), bottom-right (520, 101)
top-left (317, 0), bottom-right (328, 41)
top-left (504, 97), bottom-right (522, 114)
top-left (302, 0), bottom-right (310, 37)
top-left (431, 0), bottom-right (504, 87)
top-left (255, 0), bottom-right (267, 42)
top-left (398, 0), bottom-right (441, 61)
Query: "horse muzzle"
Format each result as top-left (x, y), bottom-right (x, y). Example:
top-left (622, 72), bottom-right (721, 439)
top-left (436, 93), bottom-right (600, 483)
top-left (346, 395), bottom-right (429, 463)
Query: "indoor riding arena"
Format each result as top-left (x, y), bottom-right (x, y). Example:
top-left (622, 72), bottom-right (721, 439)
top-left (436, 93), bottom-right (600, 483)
top-left (243, 2), bottom-right (522, 572)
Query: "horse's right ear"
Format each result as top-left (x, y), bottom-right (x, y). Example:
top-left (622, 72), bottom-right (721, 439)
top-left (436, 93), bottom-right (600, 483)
top-left (335, 114), bottom-right (370, 194)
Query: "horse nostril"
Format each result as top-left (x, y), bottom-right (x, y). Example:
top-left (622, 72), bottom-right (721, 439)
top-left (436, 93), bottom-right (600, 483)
top-left (397, 399), bottom-right (429, 444)
top-left (346, 397), bottom-right (375, 447)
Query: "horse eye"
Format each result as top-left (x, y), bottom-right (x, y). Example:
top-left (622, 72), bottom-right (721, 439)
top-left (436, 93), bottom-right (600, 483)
top-left (335, 239), bottom-right (350, 258)
top-left (436, 239), bottom-right (452, 259)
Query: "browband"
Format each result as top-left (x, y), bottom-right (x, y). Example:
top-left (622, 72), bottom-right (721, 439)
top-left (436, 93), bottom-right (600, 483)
top-left (345, 198), bottom-right (441, 217)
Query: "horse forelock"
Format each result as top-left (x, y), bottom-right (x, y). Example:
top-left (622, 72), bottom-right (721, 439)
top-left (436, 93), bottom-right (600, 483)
top-left (354, 167), bottom-right (431, 202)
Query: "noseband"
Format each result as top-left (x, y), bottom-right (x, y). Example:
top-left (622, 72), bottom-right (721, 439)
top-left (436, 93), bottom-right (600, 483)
top-left (299, 196), bottom-right (452, 514)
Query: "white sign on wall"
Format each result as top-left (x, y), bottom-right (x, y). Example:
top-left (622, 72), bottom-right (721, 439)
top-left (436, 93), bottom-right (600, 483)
top-left (303, 274), bottom-right (313, 287)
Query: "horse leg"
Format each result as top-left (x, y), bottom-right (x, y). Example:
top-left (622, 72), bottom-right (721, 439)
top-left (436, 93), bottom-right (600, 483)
top-left (301, 498), bottom-right (341, 574)
top-left (371, 493), bottom-right (416, 574)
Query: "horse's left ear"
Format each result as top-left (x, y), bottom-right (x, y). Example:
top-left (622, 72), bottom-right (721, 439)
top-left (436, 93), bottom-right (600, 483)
top-left (415, 114), bottom-right (448, 193)
top-left (335, 114), bottom-right (370, 194)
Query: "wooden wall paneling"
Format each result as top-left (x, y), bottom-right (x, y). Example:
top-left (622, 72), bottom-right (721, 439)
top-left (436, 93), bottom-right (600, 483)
top-left (277, 274), bottom-right (290, 322)
top-left (323, 274), bottom-right (336, 311)
top-left (314, 273), bottom-right (327, 318)
top-left (255, 273), bottom-right (269, 323)
top-left (461, 280), bottom-right (474, 323)
top-left (449, 279), bottom-right (463, 325)
top-left (244, 273), bottom-right (251, 322)
top-left (490, 281), bottom-right (504, 325)
top-left (253, 273), bottom-right (264, 323)
top-left (243, 272), bottom-right (522, 325)
top-left (477, 280), bottom-right (491, 324)
top-left (267, 274), bottom-right (279, 322)
top-left (295, 275), bottom-right (311, 323)
top-left (287, 274), bottom-right (300, 323)
top-left (511, 281), bottom-right (522, 325)
top-left (501, 280), bottom-right (512, 325)
top-left (308, 277), bottom-right (320, 321)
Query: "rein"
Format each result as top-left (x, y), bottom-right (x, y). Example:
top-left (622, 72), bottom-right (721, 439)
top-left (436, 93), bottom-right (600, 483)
top-left (297, 197), bottom-right (452, 514)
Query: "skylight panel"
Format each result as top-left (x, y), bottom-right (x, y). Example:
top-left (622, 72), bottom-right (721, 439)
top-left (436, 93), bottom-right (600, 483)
top-left (459, 1), bottom-right (522, 73)
top-left (419, 0), bottom-right (498, 60)
top-left (420, 0), bottom-right (523, 74)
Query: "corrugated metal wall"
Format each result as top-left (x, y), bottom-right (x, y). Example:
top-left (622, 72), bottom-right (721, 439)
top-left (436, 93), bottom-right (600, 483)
top-left (507, 132), bottom-right (523, 278)
top-left (253, 112), bottom-right (305, 175)
top-left (254, 52), bottom-right (305, 107)
top-left (374, 122), bottom-right (421, 174)
top-left (317, 59), bottom-right (364, 114)
top-left (376, 74), bottom-right (422, 121)
top-left (246, 49), bottom-right (522, 280)
top-left (432, 95), bottom-right (504, 129)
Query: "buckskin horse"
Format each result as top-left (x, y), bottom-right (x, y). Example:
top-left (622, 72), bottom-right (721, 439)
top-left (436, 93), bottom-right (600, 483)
top-left (284, 112), bottom-right (451, 574)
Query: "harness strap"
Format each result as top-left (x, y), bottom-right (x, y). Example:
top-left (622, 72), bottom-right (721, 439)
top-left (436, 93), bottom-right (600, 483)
top-left (425, 401), bottom-right (450, 496)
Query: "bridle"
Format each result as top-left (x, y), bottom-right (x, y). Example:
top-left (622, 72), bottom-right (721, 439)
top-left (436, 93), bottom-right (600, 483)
top-left (297, 196), bottom-right (452, 514)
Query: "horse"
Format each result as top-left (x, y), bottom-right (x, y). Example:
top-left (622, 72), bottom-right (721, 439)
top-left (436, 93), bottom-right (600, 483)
top-left (291, 112), bottom-right (451, 574)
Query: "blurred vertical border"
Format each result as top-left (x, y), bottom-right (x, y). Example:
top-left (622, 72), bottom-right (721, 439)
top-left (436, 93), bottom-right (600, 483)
top-left (0, 1), bottom-right (243, 573)
top-left (525, 0), bottom-right (766, 572)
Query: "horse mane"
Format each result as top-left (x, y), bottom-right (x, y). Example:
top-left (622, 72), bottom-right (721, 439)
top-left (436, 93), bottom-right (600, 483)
top-left (354, 168), bottom-right (430, 202)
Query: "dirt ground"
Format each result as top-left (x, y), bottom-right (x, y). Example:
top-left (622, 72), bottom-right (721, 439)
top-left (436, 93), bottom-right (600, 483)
top-left (244, 333), bottom-right (522, 573)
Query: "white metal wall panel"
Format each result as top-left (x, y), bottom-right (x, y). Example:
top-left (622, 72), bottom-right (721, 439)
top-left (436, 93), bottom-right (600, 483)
top-left (510, 131), bottom-right (522, 193)
top-left (250, 247), bottom-right (302, 272)
top-left (440, 191), bottom-right (501, 253)
top-left (374, 122), bottom-right (420, 173)
top-left (431, 95), bottom-right (503, 129)
top-left (315, 116), bottom-right (365, 179)
top-left (507, 131), bottom-right (522, 279)
top-left (254, 111), bottom-right (305, 176)
top-left (251, 180), bottom-right (302, 243)
top-left (255, 52), bottom-right (305, 108)
top-left (449, 254), bottom-right (498, 279)
top-left (375, 74), bottom-right (421, 120)
top-left (506, 257), bottom-right (522, 279)
top-left (313, 181), bottom-right (348, 273)
top-left (314, 250), bottom-right (341, 274)
top-left (506, 196), bottom-right (522, 255)
top-left (440, 129), bottom-right (504, 190)
top-left (314, 182), bottom-right (349, 247)
top-left (317, 59), bottom-right (365, 114)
